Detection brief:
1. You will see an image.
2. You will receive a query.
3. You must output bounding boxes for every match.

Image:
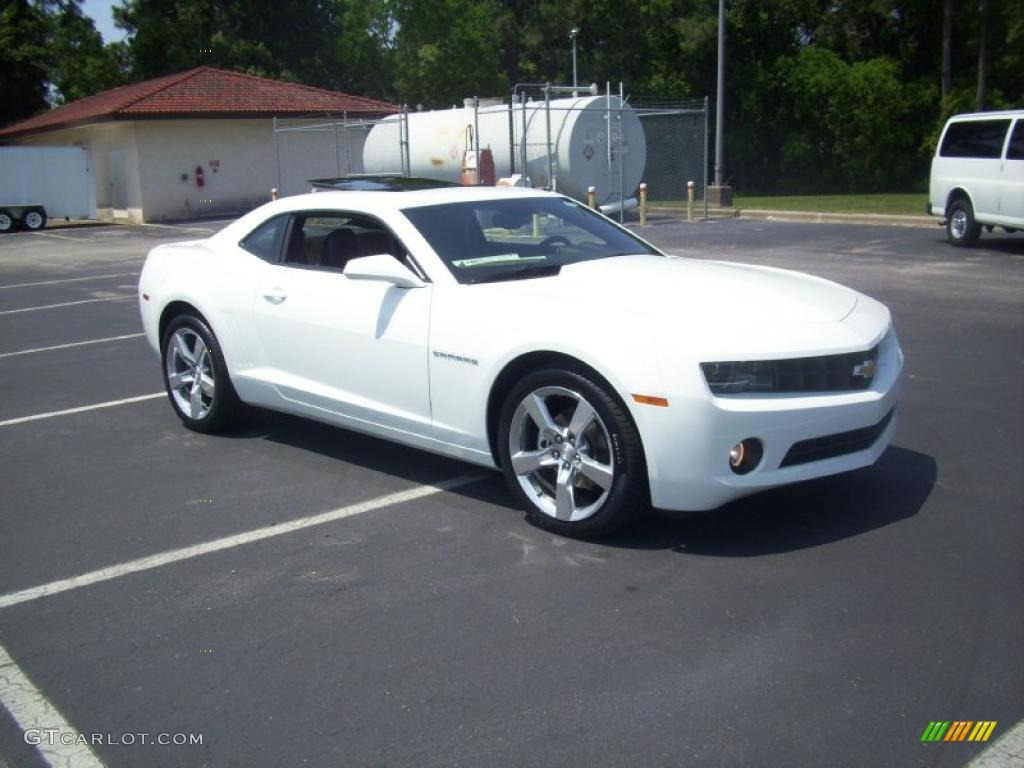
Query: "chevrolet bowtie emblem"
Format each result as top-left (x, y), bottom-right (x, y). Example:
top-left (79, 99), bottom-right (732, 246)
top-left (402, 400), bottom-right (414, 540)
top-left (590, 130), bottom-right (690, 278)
top-left (852, 358), bottom-right (877, 379)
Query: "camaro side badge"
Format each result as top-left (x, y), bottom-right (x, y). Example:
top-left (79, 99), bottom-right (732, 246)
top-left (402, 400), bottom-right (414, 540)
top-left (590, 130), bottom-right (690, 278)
top-left (852, 358), bottom-right (877, 379)
top-left (433, 350), bottom-right (479, 366)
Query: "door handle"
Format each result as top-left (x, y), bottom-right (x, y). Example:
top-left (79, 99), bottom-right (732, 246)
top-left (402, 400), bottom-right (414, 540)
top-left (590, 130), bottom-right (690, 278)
top-left (262, 289), bottom-right (287, 305)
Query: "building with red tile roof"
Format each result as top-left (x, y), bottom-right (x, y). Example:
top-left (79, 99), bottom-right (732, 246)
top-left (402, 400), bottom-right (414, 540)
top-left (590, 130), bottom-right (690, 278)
top-left (0, 68), bottom-right (399, 221)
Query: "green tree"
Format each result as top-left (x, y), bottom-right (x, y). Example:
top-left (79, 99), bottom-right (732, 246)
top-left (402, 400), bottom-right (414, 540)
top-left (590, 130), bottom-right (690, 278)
top-left (331, 0), bottom-right (395, 101)
top-left (48, 0), bottom-right (126, 104)
top-left (777, 46), bottom-right (932, 192)
top-left (112, 0), bottom-right (394, 97)
top-left (0, 0), bottom-right (52, 126)
top-left (390, 0), bottom-right (506, 107)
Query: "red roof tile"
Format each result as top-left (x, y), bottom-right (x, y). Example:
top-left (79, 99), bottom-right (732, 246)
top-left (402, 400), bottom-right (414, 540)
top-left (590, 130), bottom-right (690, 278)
top-left (0, 67), bottom-right (398, 138)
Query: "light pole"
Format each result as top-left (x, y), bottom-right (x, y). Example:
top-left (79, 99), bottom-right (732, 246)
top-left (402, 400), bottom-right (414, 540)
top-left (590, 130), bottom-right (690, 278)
top-left (570, 27), bottom-right (579, 96)
top-left (711, 0), bottom-right (732, 206)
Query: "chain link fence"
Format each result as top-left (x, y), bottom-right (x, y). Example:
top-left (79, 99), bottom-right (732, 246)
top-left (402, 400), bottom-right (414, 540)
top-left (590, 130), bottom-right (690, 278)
top-left (271, 92), bottom-right (708, 220)
top-left (635, 98), bottom-right (708, 219)
top-left (272, 113), bottom-right (406, 196)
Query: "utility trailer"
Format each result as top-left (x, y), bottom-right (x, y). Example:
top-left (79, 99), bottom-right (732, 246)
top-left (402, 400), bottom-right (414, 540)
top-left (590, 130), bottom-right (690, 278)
top-left (0, 146), bottom-right (91, 232)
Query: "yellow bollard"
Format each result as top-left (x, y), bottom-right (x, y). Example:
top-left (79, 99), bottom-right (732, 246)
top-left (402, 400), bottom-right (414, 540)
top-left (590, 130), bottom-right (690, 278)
top-left (587, 186), bottom-right (596, 209)
top-left (686, 180), bottom-right (694, 222)
top-left (639, 183), bottom-right (648, 225)
top-left (271, 187), bottom-right (279, 201)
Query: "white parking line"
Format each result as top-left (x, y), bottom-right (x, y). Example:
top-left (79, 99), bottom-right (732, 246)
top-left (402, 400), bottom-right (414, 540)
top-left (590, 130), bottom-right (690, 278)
top-left (964, 718), bottom-right (1024, 767)
top-left (137, 222), bottom-right (217, 234)
top-left (25, 230), bottom-right (88, 241)
top-left (0, 333), bottom-right (145, 359)
top-left (0, 476), bottom-right (481, 611)
top-left (0, 644), bottom-right (106, 768)
top-left (0, 296), bottom-right (135, 315)
top-left (0, 273), bottom-right (139, 290)
top-left (0, 393), bottom-right (164, 428)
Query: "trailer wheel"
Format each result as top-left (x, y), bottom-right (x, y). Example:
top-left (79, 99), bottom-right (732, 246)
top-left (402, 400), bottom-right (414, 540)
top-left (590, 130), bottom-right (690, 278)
top-left (0, 210), bottom-right (15, 233)
top-left (21, 208), bottom-right (47, 231)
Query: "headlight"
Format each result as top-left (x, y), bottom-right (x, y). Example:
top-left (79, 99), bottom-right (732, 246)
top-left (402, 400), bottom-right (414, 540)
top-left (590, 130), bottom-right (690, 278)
top-left (701, 360), bottom-right (776, 394)
top-left (701, 346), bottom-right (879, 395)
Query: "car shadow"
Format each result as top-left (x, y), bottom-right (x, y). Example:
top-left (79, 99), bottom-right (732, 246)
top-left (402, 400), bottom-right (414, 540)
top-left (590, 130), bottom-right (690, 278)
top-left (606, 445), bottom-right (936, 556)
top-left (220, 406), bottom-right (493, 489)
top-left (220, 409), bottom-right (935, 557)
top-left (972, 237), bottom-right (1024, 255)
top-left (926, 233), bottom-right (1024, 255)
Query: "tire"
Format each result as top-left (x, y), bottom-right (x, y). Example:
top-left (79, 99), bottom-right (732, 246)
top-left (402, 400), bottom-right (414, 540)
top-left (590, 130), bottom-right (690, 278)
top-left (161, 314), bottom-right (240, 433)
top-left (497, 366), bottom-right (647, 537)
top-left (0, 209), bottom-right (15, 233)
top-left (946, 198), bottom-right (980, 247)
top-left (21, 207), bottom-right (46, 231)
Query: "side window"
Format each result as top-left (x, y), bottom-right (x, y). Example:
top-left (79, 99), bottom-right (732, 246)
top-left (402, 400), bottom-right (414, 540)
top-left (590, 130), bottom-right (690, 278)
top-left (940, 119), bottom-right (1011, 159)
top-left (239, 215), bottom-right (286, 262)
top-left (281, 211), bottom-right (409, 273)
top-left (1007, 120), bottom-right (1024, 160)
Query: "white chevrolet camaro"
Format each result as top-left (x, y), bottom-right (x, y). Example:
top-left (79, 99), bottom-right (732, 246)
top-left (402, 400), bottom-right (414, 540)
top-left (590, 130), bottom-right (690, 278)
top-left (139, 182), bottom-right (903, 536)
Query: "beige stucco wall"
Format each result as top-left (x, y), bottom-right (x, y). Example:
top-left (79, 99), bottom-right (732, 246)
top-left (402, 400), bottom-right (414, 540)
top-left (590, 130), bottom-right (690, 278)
top-left (10, 116), bottom-right (370, 222)
top-left (133, 118), bottom-right (369, 220)
top-left (132, 119), bottom-right (275, 221)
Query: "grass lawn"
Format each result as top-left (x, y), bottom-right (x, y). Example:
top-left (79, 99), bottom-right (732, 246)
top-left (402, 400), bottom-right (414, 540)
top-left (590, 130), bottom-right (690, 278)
top-left (733, 193), bottom-right (928, 216)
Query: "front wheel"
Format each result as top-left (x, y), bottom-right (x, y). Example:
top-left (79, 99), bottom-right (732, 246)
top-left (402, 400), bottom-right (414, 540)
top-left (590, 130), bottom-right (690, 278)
top-left (161, 314), bottom-right (240, 433)
top-left (947, 199), bottom-right (980, 247)
top-left (497, 367), bottom-right (647, 537)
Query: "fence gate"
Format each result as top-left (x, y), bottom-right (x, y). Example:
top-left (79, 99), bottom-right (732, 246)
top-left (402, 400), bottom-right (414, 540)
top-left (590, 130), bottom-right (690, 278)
top-left (635, 98), bottom-right (709, 220)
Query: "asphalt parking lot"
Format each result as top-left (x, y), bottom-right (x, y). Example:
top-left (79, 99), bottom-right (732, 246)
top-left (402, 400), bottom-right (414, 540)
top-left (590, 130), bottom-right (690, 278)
top-left (0, 215), bottom-right (1021, 768)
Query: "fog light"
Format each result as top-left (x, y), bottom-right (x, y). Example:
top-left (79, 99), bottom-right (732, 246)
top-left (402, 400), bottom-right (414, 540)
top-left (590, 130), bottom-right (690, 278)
top-left (729, 438), bottom-right (763, 474)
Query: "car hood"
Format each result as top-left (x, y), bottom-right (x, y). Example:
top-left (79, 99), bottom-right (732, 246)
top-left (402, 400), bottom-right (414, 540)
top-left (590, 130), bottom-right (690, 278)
top-left (496, 255), bottom-right (859, 326)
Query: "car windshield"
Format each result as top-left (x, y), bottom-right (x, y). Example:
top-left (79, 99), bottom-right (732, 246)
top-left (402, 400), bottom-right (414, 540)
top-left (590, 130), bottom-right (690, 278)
top-left (402, 196), bottom-right (661, 284)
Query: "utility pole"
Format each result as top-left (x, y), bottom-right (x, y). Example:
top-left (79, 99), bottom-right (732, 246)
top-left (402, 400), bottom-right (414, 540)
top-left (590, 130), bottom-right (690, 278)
top-left (710, 0), bottom-right (732, 207)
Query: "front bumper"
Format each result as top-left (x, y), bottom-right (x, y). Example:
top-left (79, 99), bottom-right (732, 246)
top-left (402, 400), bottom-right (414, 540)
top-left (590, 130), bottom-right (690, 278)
top-left (641, 328), bottom-right (903, 511)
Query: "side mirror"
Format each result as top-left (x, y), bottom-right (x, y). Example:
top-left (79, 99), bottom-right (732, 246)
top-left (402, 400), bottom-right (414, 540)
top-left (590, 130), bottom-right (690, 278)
top-left (343, 254), bottom-right (425, 289)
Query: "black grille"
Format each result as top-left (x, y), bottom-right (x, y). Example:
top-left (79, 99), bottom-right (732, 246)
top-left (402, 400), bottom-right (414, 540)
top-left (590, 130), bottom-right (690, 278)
top-left (702, 345), bottom-right (879, 394)
top-left (780, 408), bottom-right (894, 468)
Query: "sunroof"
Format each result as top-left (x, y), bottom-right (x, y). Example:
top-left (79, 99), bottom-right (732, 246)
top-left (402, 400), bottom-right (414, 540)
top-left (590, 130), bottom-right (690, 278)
top-left (308, 175), bottom-right (461, 192)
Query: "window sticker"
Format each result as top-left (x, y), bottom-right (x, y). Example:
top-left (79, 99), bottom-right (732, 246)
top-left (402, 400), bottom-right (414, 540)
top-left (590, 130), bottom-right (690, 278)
top-left (451, 254), bottom-right (546, 268)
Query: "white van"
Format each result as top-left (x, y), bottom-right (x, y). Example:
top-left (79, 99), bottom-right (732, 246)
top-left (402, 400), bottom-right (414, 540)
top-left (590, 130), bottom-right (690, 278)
top-left (928, 110), bottom-right (1023, 246)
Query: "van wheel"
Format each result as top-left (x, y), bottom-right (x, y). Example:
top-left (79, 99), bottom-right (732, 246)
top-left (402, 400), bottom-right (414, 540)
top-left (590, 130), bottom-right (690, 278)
top-left (947, 199), bottom-right (980, 247)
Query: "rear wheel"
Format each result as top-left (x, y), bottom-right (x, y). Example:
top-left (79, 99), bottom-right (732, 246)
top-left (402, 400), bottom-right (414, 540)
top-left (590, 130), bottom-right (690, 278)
top-left (0, 210), bottom-right (15, 233)
top-left (21, 207), bottom-right (46, 231)
top-left (497, 367), bottom-right (646, 537)
top-left (161, 314), bottom-right (239, 433)
top-left (947, 199), bottom-right (980, 247)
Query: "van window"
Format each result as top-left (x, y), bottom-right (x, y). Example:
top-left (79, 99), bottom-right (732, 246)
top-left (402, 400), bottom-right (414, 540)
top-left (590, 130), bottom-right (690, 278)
top-left (940, 119), bottom-right (1011, 159)
top-left (1007, 121), bottom-right (1024, 160)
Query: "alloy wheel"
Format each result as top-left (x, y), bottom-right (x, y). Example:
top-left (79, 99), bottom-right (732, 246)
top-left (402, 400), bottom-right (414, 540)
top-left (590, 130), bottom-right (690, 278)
top-left (165, 328), bottom-right (215, 420)
top-left (508, 385), bottom-right (615, 522)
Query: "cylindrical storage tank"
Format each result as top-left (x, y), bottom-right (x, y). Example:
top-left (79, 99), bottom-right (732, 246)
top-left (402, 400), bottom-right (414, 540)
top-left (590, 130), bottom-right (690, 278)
top-left (362, 95), bottom-right (646, 205)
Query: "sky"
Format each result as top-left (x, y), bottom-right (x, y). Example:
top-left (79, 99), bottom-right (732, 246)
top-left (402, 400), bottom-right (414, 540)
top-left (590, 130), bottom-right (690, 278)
top-left (81, 0), bottom-right (125, 42)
